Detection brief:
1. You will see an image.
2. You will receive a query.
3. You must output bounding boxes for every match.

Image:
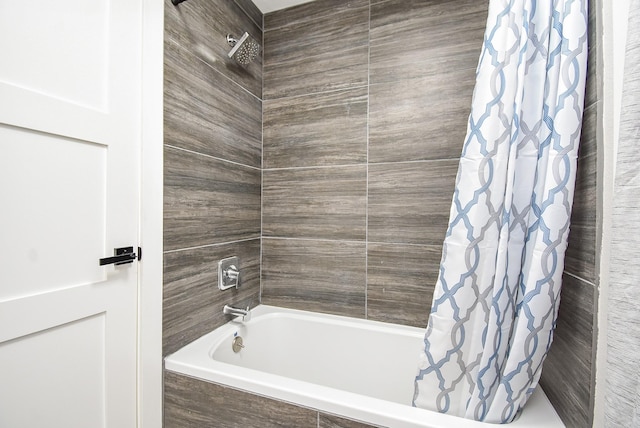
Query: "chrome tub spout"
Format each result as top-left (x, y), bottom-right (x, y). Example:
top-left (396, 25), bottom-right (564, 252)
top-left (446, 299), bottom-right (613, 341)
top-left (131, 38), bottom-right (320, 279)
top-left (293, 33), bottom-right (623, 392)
top-left (223, 304), bottom-right (251, 322)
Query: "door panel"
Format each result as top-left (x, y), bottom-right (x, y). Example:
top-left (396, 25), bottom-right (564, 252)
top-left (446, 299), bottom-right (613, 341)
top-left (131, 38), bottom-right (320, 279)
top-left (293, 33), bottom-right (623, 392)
top-left (0, 314), bottom-right (107, 428)
top-left (0, 0), bottom-right (109, 110)
top-left (0, 126), bottom-right (106, 300)
top-left (0, 0), bottom-right (142, 426)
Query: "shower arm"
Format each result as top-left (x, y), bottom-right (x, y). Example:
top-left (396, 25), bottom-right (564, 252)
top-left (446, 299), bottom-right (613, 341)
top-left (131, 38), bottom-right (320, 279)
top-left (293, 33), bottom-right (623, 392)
top-left (172, 0), bottom-right (187, 5)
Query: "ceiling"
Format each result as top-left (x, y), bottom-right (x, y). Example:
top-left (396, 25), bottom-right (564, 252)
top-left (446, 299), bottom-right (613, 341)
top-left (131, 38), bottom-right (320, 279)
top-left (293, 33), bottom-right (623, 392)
top-left (252, 0), bottom-right (317, 14)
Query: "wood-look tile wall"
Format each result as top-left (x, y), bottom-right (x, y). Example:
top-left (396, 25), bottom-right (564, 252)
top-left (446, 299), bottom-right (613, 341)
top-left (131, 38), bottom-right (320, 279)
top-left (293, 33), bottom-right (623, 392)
top-left (262, 1), bottom-right (601, 426)
top-left (162, 0), bottom-right (600, 426)
top-left (261, 0), bottom-right (487, 326)
top-left (539, 0), bottom-right (600, 425)
top-left (163, 0), bottom-right (262, 356)
top-left (165, 372), bottom-right (383, 428)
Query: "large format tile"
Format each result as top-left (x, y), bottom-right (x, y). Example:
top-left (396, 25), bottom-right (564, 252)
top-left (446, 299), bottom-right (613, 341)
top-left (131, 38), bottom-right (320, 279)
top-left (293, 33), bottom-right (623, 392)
top-left (263, 0), bottom-right (368, 99)
top-left (370, 0), bottom-right (486, 85)
top-left (369, 72), bottom-right (474, 163)
top-left (584, 44), bottom-right (599, 109)
top-left (234, 0), bottom-right (262, 30)
top-left (163, 239), bottom-right (260, 356)
top-left (368, 160), bottom-right (458, 245)
top-left (263, 166), bottom-right (367, 240)
top-left (165, 0), bottom-right (262, 98)
top-left (586, 0), bottom-right (598, 108)
top-left (164, 147), bottom-right (261, 251)
top-left (265, 0), bottom-right (366, 30)
top-left (367, 243), bottom-right (441, 327)
top-left (368, 0), bottom-right (483, 164)
top-left (261, 238), bottom-right (366, 317)
top-left (540, 273), bottom-right (595, 428)
top-left (565, 102), bottom-right (597, 283)
top-left (319, 413), bottom-right (380, 428)
top-left (263, 87), bottom-right (368, 168)
top-left (165, 371), bottom-right (318, 427)
top-left (165, 41), bottom-right (262, 169)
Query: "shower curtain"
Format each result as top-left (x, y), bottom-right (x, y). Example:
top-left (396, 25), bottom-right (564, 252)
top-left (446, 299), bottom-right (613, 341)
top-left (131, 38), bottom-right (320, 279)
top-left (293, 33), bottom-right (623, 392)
top-left (413, 0), bottom-right (588, 423)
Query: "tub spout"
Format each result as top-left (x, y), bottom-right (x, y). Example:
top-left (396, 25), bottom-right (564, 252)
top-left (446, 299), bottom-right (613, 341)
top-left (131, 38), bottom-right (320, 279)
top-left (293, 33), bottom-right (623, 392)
top-left (223, 304), bottom-right (251, 322)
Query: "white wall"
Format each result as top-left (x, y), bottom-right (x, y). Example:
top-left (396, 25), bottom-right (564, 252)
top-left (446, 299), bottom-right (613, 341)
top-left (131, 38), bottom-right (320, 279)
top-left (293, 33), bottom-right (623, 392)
top-left (594, 0), bottom-right (631, 426)
top-left (139, 0), bottom-right (164, 424)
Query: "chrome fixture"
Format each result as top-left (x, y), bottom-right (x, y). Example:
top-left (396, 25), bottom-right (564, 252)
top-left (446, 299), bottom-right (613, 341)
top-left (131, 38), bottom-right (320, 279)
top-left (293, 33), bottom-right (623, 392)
top-left (226, 32), bottom-right (260, 65)
top-left (218, 256), bottom-right (240, 290)
top-left (223, 305), bottom-right (251, 322)
top-left (232, 335), bottom-right (245, 353)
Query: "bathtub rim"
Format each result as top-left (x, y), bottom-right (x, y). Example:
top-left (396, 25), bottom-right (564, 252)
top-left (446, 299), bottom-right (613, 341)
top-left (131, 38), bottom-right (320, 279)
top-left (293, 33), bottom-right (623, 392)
top-left (164, 304), bottom-right (565, 428)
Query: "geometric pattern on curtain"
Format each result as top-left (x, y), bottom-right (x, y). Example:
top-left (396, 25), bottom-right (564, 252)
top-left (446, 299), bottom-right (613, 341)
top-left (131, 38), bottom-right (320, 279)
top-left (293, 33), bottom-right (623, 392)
top-left (413, 0), bottom-right (589, 423)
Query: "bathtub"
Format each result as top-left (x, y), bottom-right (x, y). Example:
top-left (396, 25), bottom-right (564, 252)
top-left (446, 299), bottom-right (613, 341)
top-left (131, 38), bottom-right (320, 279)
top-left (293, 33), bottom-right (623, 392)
top-left (165, 305), bottom-right (565, 428)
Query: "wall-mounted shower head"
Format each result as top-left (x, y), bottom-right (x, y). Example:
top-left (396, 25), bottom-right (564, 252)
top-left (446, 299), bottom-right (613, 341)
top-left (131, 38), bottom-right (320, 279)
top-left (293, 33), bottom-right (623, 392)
top-left (226, 32), bottom-right (260, 66)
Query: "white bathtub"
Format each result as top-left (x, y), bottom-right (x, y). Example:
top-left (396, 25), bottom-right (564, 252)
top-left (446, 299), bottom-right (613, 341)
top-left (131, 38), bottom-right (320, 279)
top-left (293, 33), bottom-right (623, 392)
top-left (165, 305), bottom-right (565, 428)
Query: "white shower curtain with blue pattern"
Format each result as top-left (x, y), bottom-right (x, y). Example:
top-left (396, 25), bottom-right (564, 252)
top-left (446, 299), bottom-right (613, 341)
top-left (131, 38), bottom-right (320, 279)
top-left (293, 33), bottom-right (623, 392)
top-left (413, 0), bottom-right (588, 423)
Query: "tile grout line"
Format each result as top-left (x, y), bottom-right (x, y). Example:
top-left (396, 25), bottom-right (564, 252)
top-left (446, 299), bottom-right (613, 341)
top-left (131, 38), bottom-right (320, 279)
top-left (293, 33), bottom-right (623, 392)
top-left (168, 37), bottom-right (263, 103)
top-left (564, 270), bottom-right (597, 287)
top-left (263, 84), bottom-right (370, 103)
top-left (365, 0), bottom-right (372, 321)
top-left (261, 157), bottom-right (461, 172)
top-left (262, 236), bottom-right (435, 247)
top-left (165, 144), bottom-right (262, 171)
top-left (233, 0), bottom-right (261, 30)
top-left (163, 236), bottom-right (261, 254)
top-left (260, 13), bottom-right (265, 306)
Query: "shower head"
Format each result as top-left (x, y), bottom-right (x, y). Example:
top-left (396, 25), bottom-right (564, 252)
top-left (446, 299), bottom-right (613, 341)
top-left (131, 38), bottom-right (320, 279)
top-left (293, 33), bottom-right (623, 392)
top-left (226, 32), bottom-right (260, 66)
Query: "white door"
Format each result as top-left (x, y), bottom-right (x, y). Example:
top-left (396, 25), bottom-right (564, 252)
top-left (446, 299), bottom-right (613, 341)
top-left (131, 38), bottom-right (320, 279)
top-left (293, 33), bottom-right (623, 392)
top-left (0, 0), bottom-right (143, 426)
